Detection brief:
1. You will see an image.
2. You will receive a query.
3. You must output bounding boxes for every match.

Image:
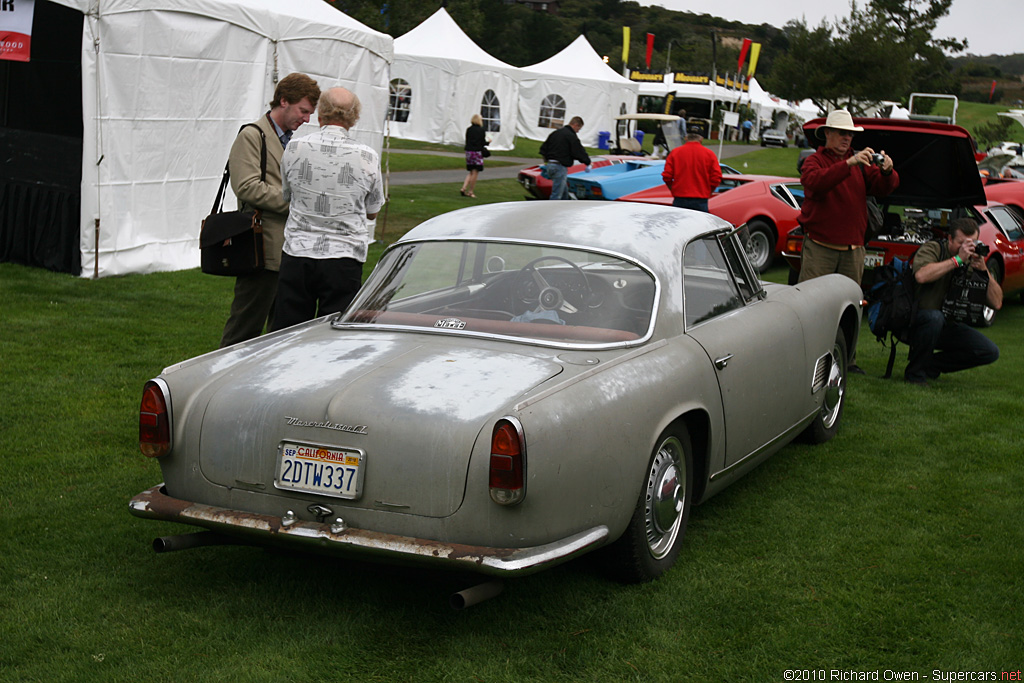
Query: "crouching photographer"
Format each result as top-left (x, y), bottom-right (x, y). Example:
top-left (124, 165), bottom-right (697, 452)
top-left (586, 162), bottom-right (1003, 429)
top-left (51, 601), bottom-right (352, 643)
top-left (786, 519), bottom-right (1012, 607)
top-left (905, 218), bottom-right (1002, 386)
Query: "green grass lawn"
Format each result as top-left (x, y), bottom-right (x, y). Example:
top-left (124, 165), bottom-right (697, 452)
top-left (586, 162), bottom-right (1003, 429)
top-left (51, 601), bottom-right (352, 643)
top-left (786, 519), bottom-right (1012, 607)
top-left (2, 146), bottom-right (1021, 680)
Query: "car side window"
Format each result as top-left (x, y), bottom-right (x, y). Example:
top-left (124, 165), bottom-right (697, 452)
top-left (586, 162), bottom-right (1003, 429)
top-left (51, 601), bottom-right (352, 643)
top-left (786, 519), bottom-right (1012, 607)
top-left (683, 236), bottom-right (743, 327)
top-left (720, 232), bottom-right (760, 302)
top-left (987, 206), bottom-right (1024, 242)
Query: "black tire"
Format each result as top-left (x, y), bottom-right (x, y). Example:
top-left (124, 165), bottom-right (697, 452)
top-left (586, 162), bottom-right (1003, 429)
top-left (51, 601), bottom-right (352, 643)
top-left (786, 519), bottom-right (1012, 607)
top-left (743, 220), bottom-right (776, 273)
top-left (987, 257), bottom-right (1003, 286)
top-left (787, 266), bottom-right (799, 285)
top-left (799, 329), bottom-right (848, 444)
top-left (605, 426), bottom-right (693, 583)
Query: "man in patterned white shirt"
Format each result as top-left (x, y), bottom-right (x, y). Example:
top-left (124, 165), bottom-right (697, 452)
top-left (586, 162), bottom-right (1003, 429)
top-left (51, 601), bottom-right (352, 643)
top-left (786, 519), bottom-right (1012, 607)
top-left (272, 86), bottom-right (384, 331)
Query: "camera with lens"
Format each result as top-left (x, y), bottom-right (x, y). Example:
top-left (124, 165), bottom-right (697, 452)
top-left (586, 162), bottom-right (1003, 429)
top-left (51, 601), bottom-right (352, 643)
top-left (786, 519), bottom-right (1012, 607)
top-left (974, 241), bottom-right (990, 257)
top-left (870, 153), bottom-right (885, 166)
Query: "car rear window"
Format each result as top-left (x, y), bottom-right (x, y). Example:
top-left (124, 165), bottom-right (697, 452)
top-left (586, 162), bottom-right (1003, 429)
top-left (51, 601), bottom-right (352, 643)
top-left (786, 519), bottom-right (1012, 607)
top-left (338, 241), bottom-right (657, 347)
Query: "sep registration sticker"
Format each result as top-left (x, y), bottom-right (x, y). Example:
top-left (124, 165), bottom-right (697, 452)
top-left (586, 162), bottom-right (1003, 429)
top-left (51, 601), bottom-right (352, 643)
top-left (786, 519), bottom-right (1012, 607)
top-left (275, 442), bottom-right (364, 500)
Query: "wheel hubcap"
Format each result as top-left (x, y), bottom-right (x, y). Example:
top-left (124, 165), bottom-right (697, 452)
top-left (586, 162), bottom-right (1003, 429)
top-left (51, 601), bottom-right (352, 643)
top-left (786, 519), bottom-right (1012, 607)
top-left (744, 231), bottom-right (771, 270)
top-left (644, 437), bottom-right (685, 559)
top-left (821, 343), bottom-right (845, 429)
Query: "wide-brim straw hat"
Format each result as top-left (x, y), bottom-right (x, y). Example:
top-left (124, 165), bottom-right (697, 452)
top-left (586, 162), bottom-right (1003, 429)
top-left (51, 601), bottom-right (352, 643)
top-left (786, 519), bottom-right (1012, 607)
top-left (817, 109), bottom-right (864, 138)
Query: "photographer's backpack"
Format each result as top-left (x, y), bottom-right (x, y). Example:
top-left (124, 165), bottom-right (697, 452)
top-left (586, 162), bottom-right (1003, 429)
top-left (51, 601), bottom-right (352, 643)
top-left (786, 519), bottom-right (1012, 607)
top-left (866, 257), bottom-right (917, 378)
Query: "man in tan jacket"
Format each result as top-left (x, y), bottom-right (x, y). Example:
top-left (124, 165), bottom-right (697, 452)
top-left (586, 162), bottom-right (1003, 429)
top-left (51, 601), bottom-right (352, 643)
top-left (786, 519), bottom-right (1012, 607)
top-left (219, 73), bottom-right (320, 347)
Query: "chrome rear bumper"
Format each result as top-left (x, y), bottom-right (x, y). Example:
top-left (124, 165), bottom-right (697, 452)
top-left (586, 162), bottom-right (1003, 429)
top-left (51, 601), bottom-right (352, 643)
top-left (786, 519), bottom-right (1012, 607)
top-left (129, 484), bottom-right (608, 577)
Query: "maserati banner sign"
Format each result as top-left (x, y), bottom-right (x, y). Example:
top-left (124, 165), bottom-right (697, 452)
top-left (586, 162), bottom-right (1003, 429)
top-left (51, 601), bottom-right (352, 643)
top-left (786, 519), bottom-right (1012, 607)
top-left (1, 0), bottom-right (35, 62)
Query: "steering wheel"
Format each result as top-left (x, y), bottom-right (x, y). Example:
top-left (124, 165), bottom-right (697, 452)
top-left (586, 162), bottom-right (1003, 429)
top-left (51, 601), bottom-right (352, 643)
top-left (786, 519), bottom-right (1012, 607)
top-left (513, 256), bottom-right (593, 317)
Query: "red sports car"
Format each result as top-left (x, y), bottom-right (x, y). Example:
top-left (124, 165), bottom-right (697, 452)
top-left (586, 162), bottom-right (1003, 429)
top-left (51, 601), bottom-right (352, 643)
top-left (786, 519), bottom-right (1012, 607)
top-left (781, 117), bottom-right (1024, 302)
top-left (617, 175), bottom-right (803, 274)
top-left (980, 176), bottom-right (1024, 222)
top-left (517, 156), bottom-right (634, 200)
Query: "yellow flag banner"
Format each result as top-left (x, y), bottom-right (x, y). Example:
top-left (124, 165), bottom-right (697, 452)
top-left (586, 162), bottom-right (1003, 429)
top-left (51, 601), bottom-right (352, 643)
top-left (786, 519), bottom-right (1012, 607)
top-left (622, 27), bottom-right (630, 65)
top-left (747, 43), bottom-right (761, 78)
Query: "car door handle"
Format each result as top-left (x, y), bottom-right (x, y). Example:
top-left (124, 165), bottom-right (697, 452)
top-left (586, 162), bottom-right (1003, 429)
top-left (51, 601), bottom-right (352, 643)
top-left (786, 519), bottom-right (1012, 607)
top-left (714, 354), bottom-right (734, 370)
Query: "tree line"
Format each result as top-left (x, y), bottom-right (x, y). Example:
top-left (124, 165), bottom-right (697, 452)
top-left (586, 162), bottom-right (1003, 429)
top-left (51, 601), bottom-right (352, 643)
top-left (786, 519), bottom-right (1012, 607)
top-left (326, 0), bottom-right (1021, 111)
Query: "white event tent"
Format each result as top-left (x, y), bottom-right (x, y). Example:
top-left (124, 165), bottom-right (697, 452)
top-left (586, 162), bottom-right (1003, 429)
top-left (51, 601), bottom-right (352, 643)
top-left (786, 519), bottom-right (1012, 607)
top-left (745, 77), bottom-right (813, 129)
top-left (40, 0), bottom-right (393, 278)
top-left (516, 35), bottom-right (638, 149)
top-left (390, 8), bottom-right (520, 150)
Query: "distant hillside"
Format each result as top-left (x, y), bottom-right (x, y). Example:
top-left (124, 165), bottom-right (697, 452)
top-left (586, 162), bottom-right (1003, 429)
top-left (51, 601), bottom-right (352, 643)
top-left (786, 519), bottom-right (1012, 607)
top-left (950, 54), bottom-right (1024, 106)
top-left (950, 54), bottom-right (1024, 78)
top-left (335, 0), bottom-right (1022, 94)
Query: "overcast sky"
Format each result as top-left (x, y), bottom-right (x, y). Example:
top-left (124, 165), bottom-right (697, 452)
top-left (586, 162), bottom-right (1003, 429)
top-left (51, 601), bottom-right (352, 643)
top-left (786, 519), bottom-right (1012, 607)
top-left (634, 0), bottom-right (1021, 58)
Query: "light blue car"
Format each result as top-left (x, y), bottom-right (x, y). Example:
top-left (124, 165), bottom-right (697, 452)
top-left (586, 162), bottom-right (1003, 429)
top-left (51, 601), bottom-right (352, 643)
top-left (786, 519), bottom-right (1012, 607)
top-left (567, 161), bottom-right (740, 200)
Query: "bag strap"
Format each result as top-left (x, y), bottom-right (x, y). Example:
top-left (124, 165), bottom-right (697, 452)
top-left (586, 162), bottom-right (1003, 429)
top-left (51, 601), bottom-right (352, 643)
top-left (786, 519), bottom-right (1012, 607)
top-left (883, 338), bottom-right (898, 379)
top-left (211, 123), bottom-right (267, 214)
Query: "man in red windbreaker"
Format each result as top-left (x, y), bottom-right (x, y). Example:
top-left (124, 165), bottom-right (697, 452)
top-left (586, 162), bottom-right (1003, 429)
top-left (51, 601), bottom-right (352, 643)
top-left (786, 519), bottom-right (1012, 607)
top-left (798, 109), bottom-right (899, 375)
top-left (661, 124), bottom-right (722, 212)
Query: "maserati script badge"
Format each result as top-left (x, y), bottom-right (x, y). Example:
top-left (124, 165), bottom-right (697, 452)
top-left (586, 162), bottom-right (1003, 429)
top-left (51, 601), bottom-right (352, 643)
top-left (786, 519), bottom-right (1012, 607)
top-left (283, 416), bottom-right (368, 435)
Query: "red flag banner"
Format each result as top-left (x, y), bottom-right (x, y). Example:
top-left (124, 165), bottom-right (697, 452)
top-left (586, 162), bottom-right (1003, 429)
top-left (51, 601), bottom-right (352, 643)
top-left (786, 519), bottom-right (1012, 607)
top-left (989, 80), bottom-right (997, 102)
top-left (645, 33), bottom-right (654, 69)
top-left (737, 38), bottom-right (752, 73)
top-left (0, 0), bottom-right (35, 62)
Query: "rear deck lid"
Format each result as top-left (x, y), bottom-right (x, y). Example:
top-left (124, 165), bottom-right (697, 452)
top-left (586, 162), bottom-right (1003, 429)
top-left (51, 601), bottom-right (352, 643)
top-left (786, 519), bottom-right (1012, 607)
top-left (196, 334), bottom-right (562, 518)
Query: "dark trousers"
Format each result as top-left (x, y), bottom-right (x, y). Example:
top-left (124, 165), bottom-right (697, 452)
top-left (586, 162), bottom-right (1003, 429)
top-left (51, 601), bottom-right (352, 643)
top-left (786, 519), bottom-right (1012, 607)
top-left (219, 269), bottom-right (279, 348)
top-left (672, 197), bottom-right (709, 212)
top-left (905, 308), bottom-right (999, 382)
top-left (271, 253), bottom-right (363, 332)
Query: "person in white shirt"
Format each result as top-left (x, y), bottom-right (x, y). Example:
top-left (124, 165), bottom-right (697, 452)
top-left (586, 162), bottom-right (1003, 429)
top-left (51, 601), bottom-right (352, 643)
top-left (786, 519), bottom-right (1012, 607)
top-left (271, 87), bottom-right (384, 331)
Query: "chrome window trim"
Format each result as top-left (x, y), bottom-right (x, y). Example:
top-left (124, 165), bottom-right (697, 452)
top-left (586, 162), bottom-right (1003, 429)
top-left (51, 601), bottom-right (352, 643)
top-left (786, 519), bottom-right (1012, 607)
top-left (334, 237), bottom-right (662, 350)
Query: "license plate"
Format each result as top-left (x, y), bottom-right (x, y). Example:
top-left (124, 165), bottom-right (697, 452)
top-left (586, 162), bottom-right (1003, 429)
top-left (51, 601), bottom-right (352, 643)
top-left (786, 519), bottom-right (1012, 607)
top-left (863, 251), bottom-right (885, 268)
top-left (275, 441), bottom-right (364, 500)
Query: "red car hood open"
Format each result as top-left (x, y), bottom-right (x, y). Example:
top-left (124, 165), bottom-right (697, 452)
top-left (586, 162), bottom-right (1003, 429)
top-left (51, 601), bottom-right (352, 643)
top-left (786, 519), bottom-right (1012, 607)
top-left (803, 117), bottom-right (986, 208)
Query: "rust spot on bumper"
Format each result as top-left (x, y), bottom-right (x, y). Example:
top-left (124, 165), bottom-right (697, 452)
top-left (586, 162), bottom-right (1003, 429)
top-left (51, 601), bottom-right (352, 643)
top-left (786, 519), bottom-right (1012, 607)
top-left (128, 484), bottom-right (607, 576)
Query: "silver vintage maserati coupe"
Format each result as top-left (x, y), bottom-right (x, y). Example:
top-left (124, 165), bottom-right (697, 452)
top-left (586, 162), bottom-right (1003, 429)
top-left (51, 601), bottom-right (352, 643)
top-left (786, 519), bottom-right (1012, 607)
top-left (131, 201), bottom-right (862, 583)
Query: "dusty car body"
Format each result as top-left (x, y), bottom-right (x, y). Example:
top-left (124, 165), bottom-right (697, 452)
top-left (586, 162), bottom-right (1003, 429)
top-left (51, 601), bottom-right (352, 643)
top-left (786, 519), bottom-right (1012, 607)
top-left (131, 202), bottom-right (862, 583)
top-left (617, 174), bottom-right (803, 273)
top-left (782, 117), bottom-right (1024, 300)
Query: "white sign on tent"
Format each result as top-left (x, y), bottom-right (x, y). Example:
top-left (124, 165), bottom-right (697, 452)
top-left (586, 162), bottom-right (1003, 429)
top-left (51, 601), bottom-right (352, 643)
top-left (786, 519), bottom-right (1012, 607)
top-left (0, 0), bottom-right (35, 62)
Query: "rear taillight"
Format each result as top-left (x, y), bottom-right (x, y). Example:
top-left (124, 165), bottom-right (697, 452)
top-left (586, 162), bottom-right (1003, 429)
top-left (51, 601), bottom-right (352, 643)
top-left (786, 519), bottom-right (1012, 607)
top-left (489, 418), bottom-right (526, 505)
top-left (786, 236), bottom-right (803, 254)
top-left (139, 380), bottom-right (171, 458)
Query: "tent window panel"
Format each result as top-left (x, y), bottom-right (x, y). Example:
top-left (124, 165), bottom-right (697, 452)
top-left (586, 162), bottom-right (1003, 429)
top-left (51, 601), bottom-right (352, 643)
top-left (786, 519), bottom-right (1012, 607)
top-left (538, 94), bottom-right (566, 129)
top-left (388, 79), bottom-right (411, 122)
top-left (480, 90), bottom-right (500, 133)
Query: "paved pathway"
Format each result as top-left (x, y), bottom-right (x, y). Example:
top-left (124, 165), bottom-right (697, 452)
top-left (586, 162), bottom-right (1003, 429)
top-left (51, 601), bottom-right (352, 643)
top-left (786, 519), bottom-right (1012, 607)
top-left (385, 145), bottom-right (762, 186)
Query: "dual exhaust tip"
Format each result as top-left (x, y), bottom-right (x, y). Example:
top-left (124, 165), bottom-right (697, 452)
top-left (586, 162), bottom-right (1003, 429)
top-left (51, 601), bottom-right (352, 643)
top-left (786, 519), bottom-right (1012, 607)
top-left (152, 532), bottom-right (505, 609)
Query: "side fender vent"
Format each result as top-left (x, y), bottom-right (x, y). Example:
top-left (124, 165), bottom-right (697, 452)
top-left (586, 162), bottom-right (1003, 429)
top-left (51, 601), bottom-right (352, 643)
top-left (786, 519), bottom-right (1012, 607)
top-left (811, 353), bottom-right (832, 394)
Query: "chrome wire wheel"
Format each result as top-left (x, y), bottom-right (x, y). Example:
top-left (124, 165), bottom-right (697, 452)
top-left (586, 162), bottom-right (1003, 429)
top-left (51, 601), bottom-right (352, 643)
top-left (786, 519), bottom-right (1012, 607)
top-left (644, 436), bottom-right (686, 560)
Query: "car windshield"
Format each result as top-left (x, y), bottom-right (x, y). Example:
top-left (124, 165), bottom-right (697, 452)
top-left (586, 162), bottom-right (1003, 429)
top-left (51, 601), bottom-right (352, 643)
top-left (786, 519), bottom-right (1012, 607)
top-left (337, 241), bottom-right (657, 347)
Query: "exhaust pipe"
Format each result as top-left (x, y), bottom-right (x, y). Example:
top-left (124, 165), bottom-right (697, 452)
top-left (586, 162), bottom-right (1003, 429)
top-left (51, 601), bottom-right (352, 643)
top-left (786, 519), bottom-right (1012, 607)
top-left (449, 580), bottom-right (504, 610)
top-left (152, 531), bottom-right (235, 553)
